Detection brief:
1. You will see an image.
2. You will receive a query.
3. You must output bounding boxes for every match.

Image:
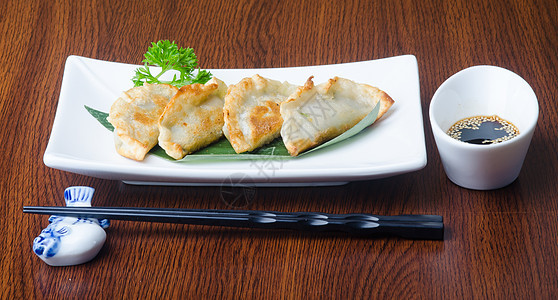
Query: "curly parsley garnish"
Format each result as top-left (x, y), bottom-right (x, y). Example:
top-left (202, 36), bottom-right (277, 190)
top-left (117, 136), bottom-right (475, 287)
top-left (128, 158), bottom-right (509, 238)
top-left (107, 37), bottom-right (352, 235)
top-left (131, 40), bottom-right (212, 88)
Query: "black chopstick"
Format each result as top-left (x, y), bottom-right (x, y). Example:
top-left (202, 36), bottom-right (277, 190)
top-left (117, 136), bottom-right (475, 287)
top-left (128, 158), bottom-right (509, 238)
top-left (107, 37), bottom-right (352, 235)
top-left (23, 206), bottom-right (444, 240)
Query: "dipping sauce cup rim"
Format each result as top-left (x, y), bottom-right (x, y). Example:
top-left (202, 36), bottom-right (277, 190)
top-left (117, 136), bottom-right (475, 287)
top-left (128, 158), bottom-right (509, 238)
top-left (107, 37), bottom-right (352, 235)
top-left (429, 65), bottom-right (539, 150)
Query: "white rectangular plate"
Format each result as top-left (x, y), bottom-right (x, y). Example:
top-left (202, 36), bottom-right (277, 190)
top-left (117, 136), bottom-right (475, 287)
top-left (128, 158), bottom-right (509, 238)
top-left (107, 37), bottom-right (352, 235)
top-left (43, 55), bottom-right (426, 186)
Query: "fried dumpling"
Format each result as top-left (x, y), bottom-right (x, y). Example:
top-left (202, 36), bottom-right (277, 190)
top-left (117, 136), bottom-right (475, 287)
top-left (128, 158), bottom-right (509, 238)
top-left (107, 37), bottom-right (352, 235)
top-left (223, 74), bottom-right (297, 153)
top-left (280, 76), bottom-right (395, 156)
top-left (107, 83), bottom-right (178, 161)
top-left (158, 78), bottom-right (227, 160)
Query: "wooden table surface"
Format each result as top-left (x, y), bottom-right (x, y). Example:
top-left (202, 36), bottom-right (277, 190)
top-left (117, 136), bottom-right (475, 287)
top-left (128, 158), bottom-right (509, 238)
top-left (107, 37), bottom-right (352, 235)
top-left (2, 0), bottom-right (557, 298)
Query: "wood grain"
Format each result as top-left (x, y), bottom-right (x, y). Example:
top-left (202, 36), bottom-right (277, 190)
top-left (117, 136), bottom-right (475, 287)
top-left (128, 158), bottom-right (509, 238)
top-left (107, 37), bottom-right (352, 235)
top-left (1, 0), bottom-right (557, 298)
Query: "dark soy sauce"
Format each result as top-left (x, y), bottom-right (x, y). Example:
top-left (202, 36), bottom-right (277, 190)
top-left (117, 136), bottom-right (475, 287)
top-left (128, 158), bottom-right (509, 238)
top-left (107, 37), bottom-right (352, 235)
top-left (447, 115), bottom-right (519, 145)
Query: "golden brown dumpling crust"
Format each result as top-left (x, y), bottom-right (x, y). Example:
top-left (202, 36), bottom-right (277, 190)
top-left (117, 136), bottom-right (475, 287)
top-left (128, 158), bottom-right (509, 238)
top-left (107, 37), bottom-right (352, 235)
top-left (158, 78), bottom-right (227, 160)
top-left (280, 76), bottom-right (394, 156)
top-left (223, 74), bottom-right (297, 153)
top-left (108, 83), bottom-right (178, 161)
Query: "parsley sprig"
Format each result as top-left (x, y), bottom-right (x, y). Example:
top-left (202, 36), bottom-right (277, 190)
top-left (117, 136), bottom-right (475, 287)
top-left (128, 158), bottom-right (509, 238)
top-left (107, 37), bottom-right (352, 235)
top-left (131, 40), bottom-right (212, 88)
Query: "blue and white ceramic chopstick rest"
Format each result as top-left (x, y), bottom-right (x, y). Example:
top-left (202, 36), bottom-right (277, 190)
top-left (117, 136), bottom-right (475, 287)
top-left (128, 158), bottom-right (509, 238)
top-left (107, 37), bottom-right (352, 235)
top-left (32, 186), bottom-right (109, 266)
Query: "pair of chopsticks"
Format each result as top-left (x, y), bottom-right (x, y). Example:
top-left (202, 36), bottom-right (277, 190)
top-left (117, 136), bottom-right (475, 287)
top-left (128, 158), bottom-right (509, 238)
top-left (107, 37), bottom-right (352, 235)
top-left (22, 206), bottom-right (444, 240)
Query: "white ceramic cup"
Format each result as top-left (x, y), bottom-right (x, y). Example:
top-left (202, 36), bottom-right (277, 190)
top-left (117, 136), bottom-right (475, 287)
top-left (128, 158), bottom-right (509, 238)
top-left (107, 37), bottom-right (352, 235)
top-left (429, 65), bottom-right (539, 190)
